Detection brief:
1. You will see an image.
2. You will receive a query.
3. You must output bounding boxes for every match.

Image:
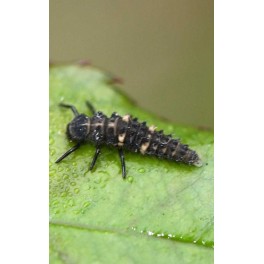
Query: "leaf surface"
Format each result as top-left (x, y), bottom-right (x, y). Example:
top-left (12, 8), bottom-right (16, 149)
top-left (49, 65), bottom-right (214, 263)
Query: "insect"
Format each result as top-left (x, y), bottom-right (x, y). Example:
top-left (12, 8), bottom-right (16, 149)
top-left (55, 101), bottom-right (202, 179)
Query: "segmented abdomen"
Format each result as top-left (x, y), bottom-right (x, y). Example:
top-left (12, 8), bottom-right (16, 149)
top-left (98, 112), bottom-right (202, 167)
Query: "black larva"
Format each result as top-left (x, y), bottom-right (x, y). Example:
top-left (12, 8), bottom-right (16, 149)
top-left (55, 101), bottom-right (202, 178)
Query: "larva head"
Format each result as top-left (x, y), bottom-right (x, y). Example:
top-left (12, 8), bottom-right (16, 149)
top-left (66, 114), bottom-right (90, 142)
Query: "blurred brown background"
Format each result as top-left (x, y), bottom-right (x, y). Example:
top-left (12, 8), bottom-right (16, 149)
top-left (50, 0), bottom-right (213, 128)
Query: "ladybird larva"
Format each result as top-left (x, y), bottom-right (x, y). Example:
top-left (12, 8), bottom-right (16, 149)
top-left (55, 101), bottom-right (202, 178)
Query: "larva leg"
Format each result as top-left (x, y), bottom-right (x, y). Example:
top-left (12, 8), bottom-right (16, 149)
top-left (86, 101), bottom-right (96, 115)
top-left (55, 143), bottom-right (81, 163)
top-left (118, 148), bottom-right (126, 179)
top-left (89, 146), bottom-right (101, 171)
top-left (59, 103), bottom-right (79, 117)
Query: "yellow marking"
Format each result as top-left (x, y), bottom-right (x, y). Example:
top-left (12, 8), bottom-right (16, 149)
top-left (122, 115), bottom-right (130, 123)
top-left (172, 142), bottom-right (180, 157)
top-left (94, 122), bottom-right (102, 128)
top-left (107, 122), bottom-right (115, 134)
top-left (81, 120), bottom-right (91, 134)
top-left (161, 147), bottom-right (167, 153)
top-left (147, 133), bottom-right (152, 139)
top-left (108, 123), bottom-right (115, 128)
top-left (114, 118), bottom-right (119, 135)
top-left (140, 142), bottom-right (150, 154)
top-left (161, 139), bottom-right (173, 154)
top-left (152, 144), bottom-right (158, 151)
top-left (149, 125), bottom-right (156, 133)
top-left (118, 142), bottom-right (124, 147)
top-left (118, 133), bottom-right (126, 143)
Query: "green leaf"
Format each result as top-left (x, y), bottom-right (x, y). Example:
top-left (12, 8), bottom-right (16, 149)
top-left (49, 65), bottom-right (214, 263)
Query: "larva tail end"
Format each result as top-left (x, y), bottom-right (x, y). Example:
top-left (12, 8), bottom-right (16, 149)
top-left (193, 158), bottom-right (203, 167)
